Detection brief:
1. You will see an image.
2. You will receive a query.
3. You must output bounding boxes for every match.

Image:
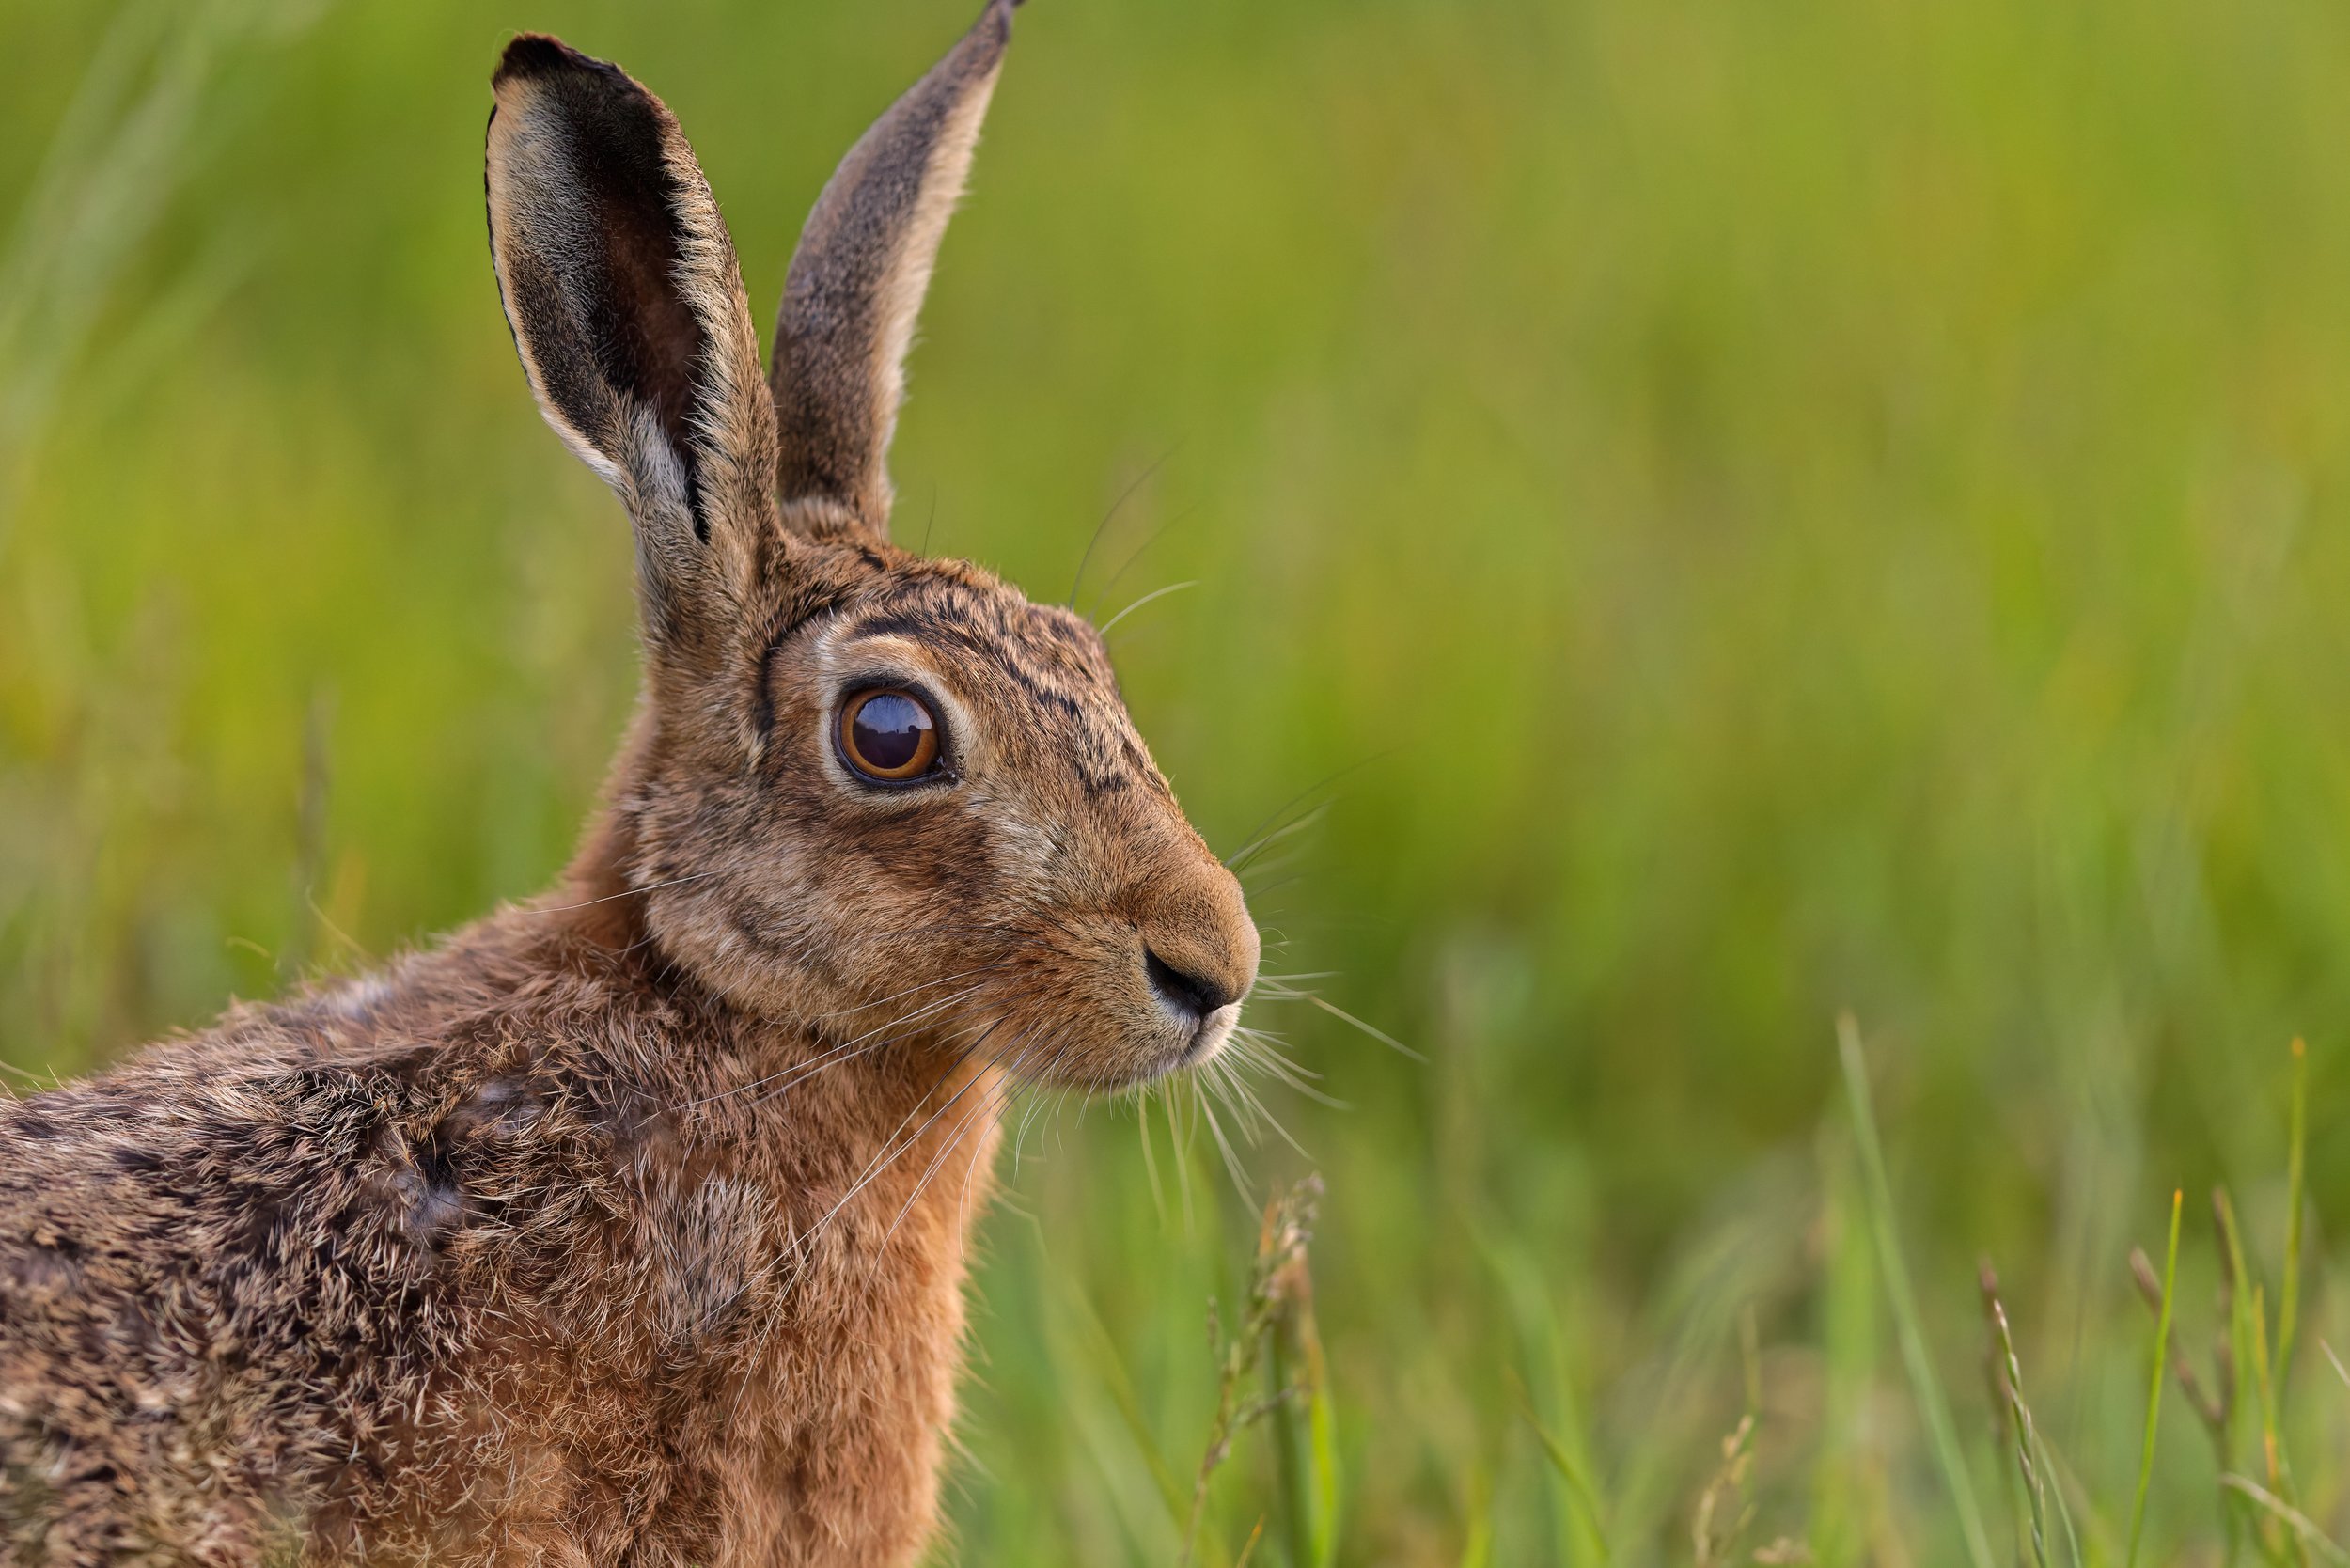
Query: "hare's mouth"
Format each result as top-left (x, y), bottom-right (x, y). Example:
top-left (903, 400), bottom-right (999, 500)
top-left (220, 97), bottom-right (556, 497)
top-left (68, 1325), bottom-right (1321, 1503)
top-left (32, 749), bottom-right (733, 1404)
top-left (1049, 996), bottom-right (1243, 1091)
top-left (1175, 1005), bottom-right (1239, 1070)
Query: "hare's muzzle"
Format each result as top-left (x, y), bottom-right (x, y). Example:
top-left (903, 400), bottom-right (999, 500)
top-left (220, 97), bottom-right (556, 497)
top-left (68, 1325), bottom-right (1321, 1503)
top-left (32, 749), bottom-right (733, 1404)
top-left (1127, 857), bottom-right (1259, 1070)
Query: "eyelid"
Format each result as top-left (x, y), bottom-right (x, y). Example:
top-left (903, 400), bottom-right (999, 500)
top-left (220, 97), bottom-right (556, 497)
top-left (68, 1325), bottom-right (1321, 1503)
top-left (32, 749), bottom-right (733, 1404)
top-left (836, 672), bottom-right (944, 719)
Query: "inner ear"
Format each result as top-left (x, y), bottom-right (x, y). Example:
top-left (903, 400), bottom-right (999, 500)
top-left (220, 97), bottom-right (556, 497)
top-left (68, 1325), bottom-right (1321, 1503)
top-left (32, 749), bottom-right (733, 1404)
top-left (489, 34), bottom-right (783, 655)
top-left (591, 154), bottom-right (704, 468)
top-left (536, 53), bottom-right (709, 502)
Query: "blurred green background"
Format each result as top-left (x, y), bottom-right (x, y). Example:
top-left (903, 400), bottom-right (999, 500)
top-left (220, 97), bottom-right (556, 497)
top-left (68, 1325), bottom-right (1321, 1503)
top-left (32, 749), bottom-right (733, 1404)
top-left (7, 0), bottom-right (2350, 1560)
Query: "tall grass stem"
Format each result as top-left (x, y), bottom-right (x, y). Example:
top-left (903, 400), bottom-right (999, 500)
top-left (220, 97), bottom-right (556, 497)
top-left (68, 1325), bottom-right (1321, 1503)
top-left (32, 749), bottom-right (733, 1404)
top-left (1836, 1013), bottom-right (1998, 1568)
top-left (2279, 1039), bottom-right (2308, 1407)
top-left (2128, 1189), bottom-right (2184, 1568)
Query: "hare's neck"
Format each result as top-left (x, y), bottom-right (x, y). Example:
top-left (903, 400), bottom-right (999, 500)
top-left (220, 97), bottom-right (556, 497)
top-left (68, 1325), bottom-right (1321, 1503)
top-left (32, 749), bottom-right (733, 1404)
top-left (542, 790), bottom-right (1005, 1229)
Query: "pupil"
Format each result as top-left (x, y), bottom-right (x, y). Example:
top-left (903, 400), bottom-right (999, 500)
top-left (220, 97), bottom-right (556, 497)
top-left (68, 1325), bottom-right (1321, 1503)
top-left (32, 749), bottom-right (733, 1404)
top-left (853, 692), bottom-right (931, 772)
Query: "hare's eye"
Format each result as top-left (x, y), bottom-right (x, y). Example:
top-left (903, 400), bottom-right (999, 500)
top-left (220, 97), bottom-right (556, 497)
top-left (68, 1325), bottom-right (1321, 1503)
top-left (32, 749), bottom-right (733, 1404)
top-left (838, 688), bottom-right (941, 783)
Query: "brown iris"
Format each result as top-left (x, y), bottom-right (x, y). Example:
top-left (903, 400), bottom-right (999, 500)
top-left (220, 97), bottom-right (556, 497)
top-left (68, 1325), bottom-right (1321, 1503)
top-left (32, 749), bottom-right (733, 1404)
top-left (838, 688), bottom-right (941, 782)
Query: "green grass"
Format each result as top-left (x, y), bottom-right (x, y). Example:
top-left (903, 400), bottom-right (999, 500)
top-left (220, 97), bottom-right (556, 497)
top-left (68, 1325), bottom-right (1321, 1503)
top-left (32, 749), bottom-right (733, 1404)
top-left (8, 0), bottom-right (2350, 1561)
top-left (2125, 1187), bottom-right (2181, 1568)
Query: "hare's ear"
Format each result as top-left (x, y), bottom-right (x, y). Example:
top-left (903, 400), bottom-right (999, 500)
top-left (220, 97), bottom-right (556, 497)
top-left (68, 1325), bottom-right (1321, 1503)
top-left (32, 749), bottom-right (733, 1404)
top-left (771, 0), bottom-right (1020, 542)
top-left (487, 36), bottom-right (776, 652)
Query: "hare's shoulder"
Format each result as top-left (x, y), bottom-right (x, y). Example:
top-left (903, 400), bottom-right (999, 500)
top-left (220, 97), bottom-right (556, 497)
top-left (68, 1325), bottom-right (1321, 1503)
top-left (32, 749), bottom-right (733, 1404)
top-left (0, 1014), bottom-right (443, 1309)
top-left (0, 1010), bottom-right (496, 1560)
top-left (0, 966), bottom-right (623, 1443)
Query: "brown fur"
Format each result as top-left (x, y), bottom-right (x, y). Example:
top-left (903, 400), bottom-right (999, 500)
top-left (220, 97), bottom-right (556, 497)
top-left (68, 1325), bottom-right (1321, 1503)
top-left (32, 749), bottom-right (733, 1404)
top-left (0, 5), bottom-right (1256, 1563)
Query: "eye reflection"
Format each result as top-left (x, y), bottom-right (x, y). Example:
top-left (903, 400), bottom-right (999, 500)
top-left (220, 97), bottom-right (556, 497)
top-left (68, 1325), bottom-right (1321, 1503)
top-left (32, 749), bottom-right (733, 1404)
top-left (838, 688), bottom-right (941, 782)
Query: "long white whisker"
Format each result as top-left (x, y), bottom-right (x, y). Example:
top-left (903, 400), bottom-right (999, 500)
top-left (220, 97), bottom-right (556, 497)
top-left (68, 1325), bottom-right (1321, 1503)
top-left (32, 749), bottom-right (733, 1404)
top-left (524, 869), bottom-right (724, 916)
top-left (799, 1022), bottom-right (1025, 1261)
top-left (1216, 1059), bottom-right (1307, 1159)
top-left (1169, 1080), bottom-right (1198, 1234)
top-left (1136, 1083), bottom-right (1167, 1225)
top-left (1307, 995), bottom-right (1425, 1061)
top-left (1226, 802), bottom-right (1331, 875)
top-left (810, 963), bottom-right (1010, 1021)
top-left (885, 1058), bottom-right (1036, 1246)
top-left (1097, 578), bottom-right (1198, 636)
top-left (679, 983), bottom-right (995, 1112)
top-left (1194, 1079), bottom-right (1253, 1202)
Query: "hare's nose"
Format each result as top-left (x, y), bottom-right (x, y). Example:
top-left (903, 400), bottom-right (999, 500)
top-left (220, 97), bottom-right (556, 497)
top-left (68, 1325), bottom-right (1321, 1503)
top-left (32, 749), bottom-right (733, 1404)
top-left (1145, 947), bottom-right (1242, 1018)
top-left (1132, 862), bottom-right (1259, 1022)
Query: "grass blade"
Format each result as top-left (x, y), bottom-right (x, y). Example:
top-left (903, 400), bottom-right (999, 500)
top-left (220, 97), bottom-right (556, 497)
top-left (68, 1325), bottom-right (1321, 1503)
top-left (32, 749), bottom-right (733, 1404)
top-left (2245, 1284), bottom-right (2303, 1564)
top-left (1983, 1268), bottom-right (2049, 1568)
top-left (1054, 1268), bottom-right (1196, 1534)
top-left (2223, 1478), bottom-right (2350, 1567)
top-left (1481, 1223), bottom-right (1611, 1566)
top-left (1457, 1469), bottom-right (1494, 1568)
top-left (1837, 1013), bottom-right (1998, 1568)
top-left (1265, 1234), bottom-right (1339, 1568)
top-left (2128, 1189), bottom-right (2185, 1568)
top-left (2279, 1038), bottom-right (2308, 1404)
top-left (1512, 1379), bottom-right (1611, 1560)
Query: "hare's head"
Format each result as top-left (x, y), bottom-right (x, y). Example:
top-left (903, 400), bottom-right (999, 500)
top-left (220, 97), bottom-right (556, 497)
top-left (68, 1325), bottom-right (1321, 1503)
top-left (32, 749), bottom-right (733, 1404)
top-left (484, 2), bottom-right (1255, 1089)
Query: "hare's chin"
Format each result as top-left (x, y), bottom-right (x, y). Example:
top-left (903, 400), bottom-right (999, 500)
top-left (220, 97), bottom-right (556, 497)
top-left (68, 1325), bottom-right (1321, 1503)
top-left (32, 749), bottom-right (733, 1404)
top-left (1172, 1004), bottom-right (1240, 1072)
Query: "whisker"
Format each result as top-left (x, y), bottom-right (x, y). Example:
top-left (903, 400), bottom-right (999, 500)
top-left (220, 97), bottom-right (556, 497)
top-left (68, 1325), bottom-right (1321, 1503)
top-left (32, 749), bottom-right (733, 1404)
top-left (809, 964), bottom-right (1010, 1021)
top-left (1082, 503), bottom-right (1197, 620)
top-left (1193, 1080), bottom-right (1254, 1203)
top-left (1214, 1058), bottom-right (1308, 1160)
top-left (1230, 1030), bottom-right (1344, 1106)
top-left (1011, 1048), bottom-right (1068, 1177)
top-left (1168, 1079), bottom-right (1198, 1233)
top-left (885, 1048), bottom-right (1043, 1246)
top-left (1234, 843), bottom-right (1317, 884)
top-left (932, 1035), bottom-right (1083, 1273)
top-left (1226, 802), bottom-right (1331, 876)
top-left (1308, 995), bottom-right (1423, 1061)
top-left (1098, 579), bottom-right (1198, 637)
top-left (735, 1018), bottom-right (977, 1117)
top-left (682, 984), bottom-right (995, 1112)
top-left (798, 1021), bottom-right (1022, 1260)
top-left (1136, 1083), bottom-right (1167, 1225)
top-left (1219, 749), bottom-right (1397, 869)
top-left (524, 868), bottom-right (727, 916)
top-left (1068, 442), bottom-right (1180, 608)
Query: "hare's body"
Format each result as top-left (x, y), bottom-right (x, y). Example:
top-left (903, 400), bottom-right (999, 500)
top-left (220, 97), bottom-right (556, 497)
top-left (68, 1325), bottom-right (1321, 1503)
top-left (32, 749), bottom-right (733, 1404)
top-left (0, 3), bottom-right (1261, 1562)
top-left (0, 878), bottom-right (994, 1566)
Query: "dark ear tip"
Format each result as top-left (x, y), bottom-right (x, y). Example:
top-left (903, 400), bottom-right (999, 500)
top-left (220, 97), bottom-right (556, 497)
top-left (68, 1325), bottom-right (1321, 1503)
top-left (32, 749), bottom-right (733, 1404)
top-left (969, 0), bottom-right (1022, 53)
top-left (494, 33), bottom-right (598, 89)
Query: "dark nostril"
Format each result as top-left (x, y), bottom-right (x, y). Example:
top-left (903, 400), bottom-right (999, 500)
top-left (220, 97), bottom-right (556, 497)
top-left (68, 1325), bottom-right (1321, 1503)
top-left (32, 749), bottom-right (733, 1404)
top-left (1144, 947), bottom-right (1236, 1019)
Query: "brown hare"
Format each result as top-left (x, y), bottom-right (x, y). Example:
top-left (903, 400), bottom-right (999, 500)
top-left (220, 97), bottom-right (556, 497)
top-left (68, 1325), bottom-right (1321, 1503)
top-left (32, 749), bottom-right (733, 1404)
top-left (0, 2), bottom-right (1260, 1561)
